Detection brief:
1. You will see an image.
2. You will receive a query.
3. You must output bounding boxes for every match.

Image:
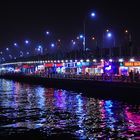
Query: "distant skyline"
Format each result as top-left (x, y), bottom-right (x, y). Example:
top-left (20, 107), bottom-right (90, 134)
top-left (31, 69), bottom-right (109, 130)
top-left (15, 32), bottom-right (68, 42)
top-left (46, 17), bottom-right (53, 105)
top-left (0, 0), bottom-right (140, 48)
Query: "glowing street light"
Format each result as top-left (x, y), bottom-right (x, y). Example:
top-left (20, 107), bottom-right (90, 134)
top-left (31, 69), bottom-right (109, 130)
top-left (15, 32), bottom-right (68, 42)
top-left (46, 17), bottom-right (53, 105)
top-left (51, 43), bottom-right (55, 48)
top-left (37, 45), bottom-right (43, 54)
top-left (106, 32), bottom-right (115, 57)
top-left (20, 51), bottom-right (23, 57)
top-left (25, 40), bottom-right (29, 44)
top-left (73, 41), bottom-right (76, 45)
top-left (124, 29), bottom-right (133, 57)
top-left (83, 11), bottom-right (96, 51)
top-left (6, 48), bottom-right (9, 51)
top-left (106, 29), bottom-right (109, 32)
top-left (92, 36), bottom-right (95, 40)
top-left (14, 43), bottom-right (18, 46)
top-left (101, 29), bottom-right (111, 57)
top-left (46, 31), bottom-right (50, 35)
top-left (91, 36), bottom-right (98, 51)
top-left (71, 40), bottom-right (76, 45)
top-left (79, 34), bottom-right (84, 39)
top-left (125, 30), bottom-right (128, 33)
top-left (107, 32), bottom-right (112, 38)
top-left (91, 12), bottom-right (96, 17)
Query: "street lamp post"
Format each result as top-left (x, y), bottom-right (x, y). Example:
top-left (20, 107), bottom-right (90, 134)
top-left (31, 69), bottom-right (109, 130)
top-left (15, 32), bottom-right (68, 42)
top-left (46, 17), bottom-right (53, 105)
top-left (107, 32), bottom-right (115, 58)
top-left (92, 36), bottom-right (99, 57)
top-left (102, 29), bottom-right (109, 58)
top-left (83, 21), bottom-right (86, 51)
top-left (125, 30), bottom-right (133, 57)
top-left (83, 12), bottom-right (96, 52)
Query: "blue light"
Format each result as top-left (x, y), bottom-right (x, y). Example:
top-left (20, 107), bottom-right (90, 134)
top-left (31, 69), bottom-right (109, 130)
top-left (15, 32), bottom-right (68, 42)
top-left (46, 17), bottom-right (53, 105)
top-left (46, 31), bottom-right (50, 35)
top-left (73, 41), bottom-right (76, 45)
top-left (6, 48), bottom-right (9, 51)
top-left (38, 48), bottom-right (41, 51)
top-left (25, 40), bottom-right (29, 44)
top-left (38, 45), bottom-right (42, 50)
top-left (79, 35), bottom-right (84, 39)
top-left (51, 43), bottom-right (55, 48)
top-left (14, 43), bottom-right (17, 46)
top-left (107, 32), bottom-right (112, 38)
top-left (38, 45), bottom-right (42, 48)
top-left (91, 12), bottom-right (96, 17)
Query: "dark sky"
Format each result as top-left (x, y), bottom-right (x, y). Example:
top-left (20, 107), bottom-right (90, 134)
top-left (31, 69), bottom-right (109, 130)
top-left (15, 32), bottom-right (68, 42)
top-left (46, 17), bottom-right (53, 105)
top-left (0, 0), bottom-right (140, 48)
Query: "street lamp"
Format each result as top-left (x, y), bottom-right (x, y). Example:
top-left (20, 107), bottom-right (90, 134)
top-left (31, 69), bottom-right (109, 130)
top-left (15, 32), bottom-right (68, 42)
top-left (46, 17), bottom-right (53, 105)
top-left (92, 36), bottom-right (98, 51)
top-left (6, 48), bottom-right (9, 51)
top-left (20, 51), bottom-right (23, 57)
top-left (102, 29), bottom-right (110, 58)
top-left (125, 30), bottom-right (128, 33)
top-left (107, 32), bottom-right (112, 38)
top-left (91, 12), bottom-right (96, 17)
top-left (106, 32), bottom-right (115, 58)
top-left (14, 43), bottom-right (18, 47)
top-left (51, 43), bottom-right (55, 48)
top-left (46, 31), bottom-right (50, 35)
top-left (80, 34), bottom-right (84, 39)
top-left (124, 29), bottom-right (132, 57)
top-left (83, 11), bottom-right (96, 51)
top-left (37, 45), bottom-right (43, 54)
top-left (25, 40), bottom-right (29, 44)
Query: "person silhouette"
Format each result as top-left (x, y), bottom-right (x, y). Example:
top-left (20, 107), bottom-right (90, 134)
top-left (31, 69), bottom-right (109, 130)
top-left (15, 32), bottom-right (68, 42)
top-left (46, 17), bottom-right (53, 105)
top-left (129, 70), bottom-right (134, 83)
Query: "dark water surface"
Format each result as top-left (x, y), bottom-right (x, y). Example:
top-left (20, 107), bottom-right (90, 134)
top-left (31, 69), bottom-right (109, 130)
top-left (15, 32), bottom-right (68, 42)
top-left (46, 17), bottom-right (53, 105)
top-left (0, 79), bottom-right (140, 139)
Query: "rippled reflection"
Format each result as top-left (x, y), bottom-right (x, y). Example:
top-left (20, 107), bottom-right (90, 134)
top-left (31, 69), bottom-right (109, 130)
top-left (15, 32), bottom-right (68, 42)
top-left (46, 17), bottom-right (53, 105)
top-left (0, 79), bottom-right (140, 139)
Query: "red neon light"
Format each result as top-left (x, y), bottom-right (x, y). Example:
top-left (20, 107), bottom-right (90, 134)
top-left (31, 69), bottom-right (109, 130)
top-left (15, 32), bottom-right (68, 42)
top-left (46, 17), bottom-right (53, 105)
top-left (23, 65), bottom-right (29, 68)
top-left (55, 63), bottom-right (64, 67)
top-left (44, 63), bottom-right (54, 67)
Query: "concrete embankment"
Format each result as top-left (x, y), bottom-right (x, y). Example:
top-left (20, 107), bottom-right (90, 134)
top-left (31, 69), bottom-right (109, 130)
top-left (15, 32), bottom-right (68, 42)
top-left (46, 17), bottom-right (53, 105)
top-left (0, 74), bottom-right (140, 103)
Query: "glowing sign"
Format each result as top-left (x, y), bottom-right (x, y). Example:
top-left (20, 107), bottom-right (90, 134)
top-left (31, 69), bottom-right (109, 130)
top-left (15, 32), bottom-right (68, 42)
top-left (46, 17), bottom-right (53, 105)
top-left (55, 63), bottom-right (64, 67)
top-left (124, 62), bottom-right (133, 66)
top-left (124, 62), bottom-right (140, 67)
top-left (23, 65), bottom-right (29, 68)
top-left (44, 63), bottom-right (54, 67)
top-left (105, 65), bottom-right (111, 70)
top-left (133, 62), bottom-right (140, 66)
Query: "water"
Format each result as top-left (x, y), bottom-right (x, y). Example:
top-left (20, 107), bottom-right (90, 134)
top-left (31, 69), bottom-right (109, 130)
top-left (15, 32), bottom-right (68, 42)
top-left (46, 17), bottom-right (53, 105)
top-left (0, 79), bottom-right (140, 139)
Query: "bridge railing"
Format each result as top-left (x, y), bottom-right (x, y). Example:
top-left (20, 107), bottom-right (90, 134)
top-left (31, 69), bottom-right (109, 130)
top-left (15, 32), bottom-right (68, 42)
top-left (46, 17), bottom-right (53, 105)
top-left (40, 73), bottom-right (123, 82)
top-left (1, 72), bottom-right (137, 83)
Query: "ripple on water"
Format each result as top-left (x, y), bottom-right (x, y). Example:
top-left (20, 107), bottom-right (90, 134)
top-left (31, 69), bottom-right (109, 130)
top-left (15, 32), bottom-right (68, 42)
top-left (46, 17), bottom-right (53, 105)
top-left (0, 79), bottom-right (140, 139)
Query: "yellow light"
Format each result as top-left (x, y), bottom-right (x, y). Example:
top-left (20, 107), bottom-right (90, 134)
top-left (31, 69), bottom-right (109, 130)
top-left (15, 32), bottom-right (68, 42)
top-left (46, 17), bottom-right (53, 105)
top-left (125, 30), bottom-right (128, 33)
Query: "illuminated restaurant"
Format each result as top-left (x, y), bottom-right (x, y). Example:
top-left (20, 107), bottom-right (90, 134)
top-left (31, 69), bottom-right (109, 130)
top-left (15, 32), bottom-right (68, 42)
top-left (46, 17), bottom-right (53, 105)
top-left (119, 61), bottom-right (140, 75)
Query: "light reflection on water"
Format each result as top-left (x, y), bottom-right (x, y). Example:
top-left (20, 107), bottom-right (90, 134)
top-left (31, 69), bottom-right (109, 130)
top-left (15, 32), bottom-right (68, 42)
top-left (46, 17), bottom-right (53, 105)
top-left (0, 79), bottom-right (140, 139)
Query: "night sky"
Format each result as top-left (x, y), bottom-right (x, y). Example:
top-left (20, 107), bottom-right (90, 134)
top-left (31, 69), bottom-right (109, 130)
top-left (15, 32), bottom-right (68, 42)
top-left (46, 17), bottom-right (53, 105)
top-left (0, 0), bottom-right (140, 49)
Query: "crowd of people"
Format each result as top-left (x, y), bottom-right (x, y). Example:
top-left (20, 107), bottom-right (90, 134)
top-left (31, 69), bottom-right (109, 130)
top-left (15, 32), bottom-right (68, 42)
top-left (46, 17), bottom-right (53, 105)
top-left (121, 70), bottom-right (140, 83)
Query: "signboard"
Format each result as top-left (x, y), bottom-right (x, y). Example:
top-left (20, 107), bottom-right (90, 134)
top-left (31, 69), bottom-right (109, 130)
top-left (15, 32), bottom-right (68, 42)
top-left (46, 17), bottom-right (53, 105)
top-left (55, 63), bottom-right (64, 67)
top-left (133, 62), bottom-right (140, 66)
top-left (124, 62), bottom-right (140, 67)
top-left (44, 63), bottom-right (54, 67)
top-left (23, 65), bottom-right (29, 68)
